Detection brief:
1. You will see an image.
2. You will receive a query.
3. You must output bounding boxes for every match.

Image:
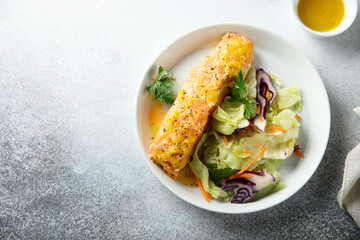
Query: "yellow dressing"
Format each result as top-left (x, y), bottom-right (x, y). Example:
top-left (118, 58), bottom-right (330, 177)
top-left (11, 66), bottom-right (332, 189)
top-left (149, 103), bottom-right (166, 140)
top-left (297, 0), bottom-right (345, 32)
top-left (175, 165), bottom-right (197, 187)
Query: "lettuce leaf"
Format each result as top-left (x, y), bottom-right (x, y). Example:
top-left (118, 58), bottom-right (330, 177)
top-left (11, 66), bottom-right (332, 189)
top-left (188, 132), bottom-right (232, 199)
top-left (213, 130), bottom-right (235, 148)
top-left (245, 68), bottom-right (257, 101)
top-left (203, 127), bottom-right (297, 173)
top-left (271, 109), bottom-right (300, 139)
top-left (211, 68), bottom-right (259, 136)
top-left (256, 159), bottom-right (283, 175)
top-left (268, 72), bottom-right (283, 87)
top-left (212, 97), bottom-right (249, 135)
top-left (263, 137), bottom-right (295, 159)
top-left (275, 86), bottom-right (301, 109)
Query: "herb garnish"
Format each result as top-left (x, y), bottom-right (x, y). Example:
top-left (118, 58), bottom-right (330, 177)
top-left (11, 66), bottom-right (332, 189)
top-left (208, 163), bottom-right (236, 185)
top-left (146, 66), bottom-right (176, 104)
top-left (228, 68), bottom-right (253, 118)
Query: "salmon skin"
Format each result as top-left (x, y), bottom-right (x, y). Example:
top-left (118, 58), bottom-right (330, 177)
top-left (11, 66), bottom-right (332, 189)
top-left (148, 33), bottom-right (254, 179)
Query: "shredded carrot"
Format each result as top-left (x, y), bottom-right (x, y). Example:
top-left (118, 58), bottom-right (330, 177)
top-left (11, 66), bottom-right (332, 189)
top-left (265, 124), bottom-right (290, 132)
top-left (295, 114), bottom-right (302, 120)
top-left (206, 192), bottom-right (212, 199)
top-left (277, 109), bottom-right (282, 113)
top-left (229, 145), bottom-right (268, 180)
top-left (266, 90), bottom-right (270, 99)
top-left (222, 135), bottom-right (228, 146)
top-left (238, 173), bottom-right (252, 178)
top-left (265, 130), bottom-right (277, 133)
top-left (258, 106), bottom-right (263, 122)
top-left (196, 177), bottom-right (210, 202)
top-left (292, 125), bottom-right (295, 129)
top-left (243, 149), bottom-right (251, 156)
top-left (245, 125), bottom-right (252, 137)
top-left (236, 129), bottom-right (244, 137)
top-left (295, 149), bottom-right (304, 158)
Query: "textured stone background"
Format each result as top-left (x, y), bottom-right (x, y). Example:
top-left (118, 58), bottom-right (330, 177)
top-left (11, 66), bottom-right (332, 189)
top-left (0, 0), bottom-right (359, 239)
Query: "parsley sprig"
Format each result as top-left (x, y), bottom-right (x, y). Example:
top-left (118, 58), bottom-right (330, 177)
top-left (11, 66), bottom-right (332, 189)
top-left (208, 163), bottom-right (236, 185)
top-left (227, 68), bottom-right (253, 119)
top-left (146, 66), bottom-right (176, 104)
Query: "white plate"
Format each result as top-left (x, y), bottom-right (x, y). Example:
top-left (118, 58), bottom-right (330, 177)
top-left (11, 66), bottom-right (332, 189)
top-left (135, 24), bottom-right (330, 213)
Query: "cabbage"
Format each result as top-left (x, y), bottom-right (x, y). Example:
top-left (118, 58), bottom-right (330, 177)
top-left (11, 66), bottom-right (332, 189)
top-left (253, 69), bottom-right (278, 132)
top-left (251, 159), bottom-right (287, 200)
top-left (251, 171), bottom-right (286, 201)
top-left (221, 178), bottom-right (254, 203)
top-left (244, 169), bottom-right (275, 192)
top-left (220, 169), bottom-right (275, 203)
top-left (275, 86), bottom-right (301, 109)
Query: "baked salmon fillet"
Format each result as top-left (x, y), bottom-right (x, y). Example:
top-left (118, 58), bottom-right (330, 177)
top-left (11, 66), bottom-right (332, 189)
top-left (148, 33), bottom-right (254, 179)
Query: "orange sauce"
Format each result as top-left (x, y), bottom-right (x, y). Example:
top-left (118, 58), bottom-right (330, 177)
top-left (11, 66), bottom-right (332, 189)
top-left (175, 165), bottom-right (197, 187)
top-left (297, 0), bottom-right (345, 32)
top-left (149, 102), bottom-right (166, 140)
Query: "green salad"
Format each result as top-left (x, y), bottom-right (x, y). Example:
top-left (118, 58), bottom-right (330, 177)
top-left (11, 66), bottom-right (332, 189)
top-left (189, 68), bottom-right (303, 203)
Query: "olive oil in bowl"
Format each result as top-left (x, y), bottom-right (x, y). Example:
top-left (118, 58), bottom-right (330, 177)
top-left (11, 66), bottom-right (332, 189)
top-left (297, 0), bottom-right (345, 32)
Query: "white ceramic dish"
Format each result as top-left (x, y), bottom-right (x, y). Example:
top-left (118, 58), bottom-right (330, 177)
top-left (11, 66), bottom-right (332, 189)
top-left (135, 24), bottom-right (330, 213)
top-left (290, 0), bottom-right (358, 37)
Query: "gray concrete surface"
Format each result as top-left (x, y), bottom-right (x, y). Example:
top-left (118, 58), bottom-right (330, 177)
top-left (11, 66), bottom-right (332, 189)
top-left (0, 0), bottom-right (359, 239)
